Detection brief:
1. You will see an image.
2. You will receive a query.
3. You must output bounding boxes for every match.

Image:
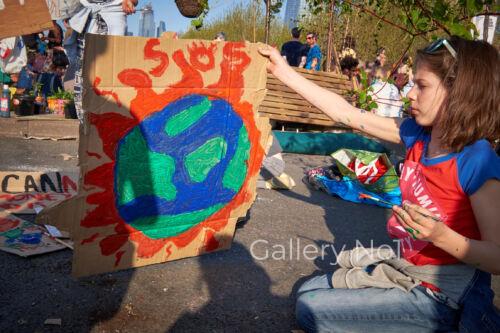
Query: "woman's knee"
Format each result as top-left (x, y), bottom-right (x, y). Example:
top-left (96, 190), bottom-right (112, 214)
top-left (296, 291), bottom-right (318, 332)
top-left (297, 274), bottom-right (332, 296)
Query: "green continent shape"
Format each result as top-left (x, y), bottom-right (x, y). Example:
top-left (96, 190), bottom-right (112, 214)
top-left (117, 127), bottom-right (176, 205)
top-left (165, 97), bottom-right (211, 137)
top-left (1, 228), bottom-right (22, 239)
top-left (130, 204), bottom-right (224, 239)
top-left (222, 125), bottom-right (250, 192)
top-left (185, 137), bottom-right (227, 183)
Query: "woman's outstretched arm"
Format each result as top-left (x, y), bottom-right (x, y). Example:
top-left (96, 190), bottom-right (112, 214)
top-left (259, 46), bottom-right (404, 144)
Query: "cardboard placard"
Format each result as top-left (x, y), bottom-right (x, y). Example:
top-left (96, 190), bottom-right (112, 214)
top-left (0, 171), bottom-right (78, 214)
top-left (0, 0), bottom-right (53, 39)
top-left (43, 35), bottom-right (270, 277)
top-left (0, 212), bottom-right (67, 257)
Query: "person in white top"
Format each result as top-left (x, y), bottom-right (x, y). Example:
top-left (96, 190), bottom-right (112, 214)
top-left (368, 69), bottom-right (403, 118)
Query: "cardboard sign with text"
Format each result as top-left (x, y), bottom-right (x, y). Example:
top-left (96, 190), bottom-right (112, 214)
top-left (0, 0), bottom-right (53, 39)
top-left (43, 34), bottom-right (270, 277)
top-left (0, 171), bottom-right (78, 214)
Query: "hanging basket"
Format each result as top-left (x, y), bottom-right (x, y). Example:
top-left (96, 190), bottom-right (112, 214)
top-left (175, 0), bottom-right (204, 18)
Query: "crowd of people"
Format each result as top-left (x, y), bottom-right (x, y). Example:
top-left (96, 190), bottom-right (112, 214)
top-left (0, 0), bottom-right (137, 119)
top-left (280, 27), bottom-right (416, 119)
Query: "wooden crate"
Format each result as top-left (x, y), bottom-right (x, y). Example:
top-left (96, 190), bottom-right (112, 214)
top-left (259, 68), bottom-right (354, 127)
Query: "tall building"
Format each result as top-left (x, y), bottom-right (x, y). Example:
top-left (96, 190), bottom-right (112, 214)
top-left (156, 20), bottom-right (166, 38)
top-left (284, 0), bottom-right (304, 29)
top-left (138, 3), bottom-right (155, 37)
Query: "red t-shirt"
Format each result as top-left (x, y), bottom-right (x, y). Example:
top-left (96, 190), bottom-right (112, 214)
top-left (387, 119), bottom-right (500, 265)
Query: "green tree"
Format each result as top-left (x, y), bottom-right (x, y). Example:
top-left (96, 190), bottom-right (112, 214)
top-left (263, 0), bottom-right (284, 43)
top-left (181, 2), bottom-right (290, 46)
top-left (302, 0), bottom-right (499, 70)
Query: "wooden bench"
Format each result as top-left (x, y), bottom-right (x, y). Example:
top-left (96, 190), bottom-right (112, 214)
top-left (259, 68), bottom-right (354, 127)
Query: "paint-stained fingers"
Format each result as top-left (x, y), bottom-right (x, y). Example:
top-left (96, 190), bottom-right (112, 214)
top-left (403, 201), bottom-right (440, 224)
top-left (393, 207), bottom-right (410, 227)
top-left (393, 206), bottom-right (422, 238)
top-left (394, 212), bottom-right (417, 239)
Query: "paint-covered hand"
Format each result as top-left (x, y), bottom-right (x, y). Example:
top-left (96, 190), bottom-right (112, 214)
top-left (258, 45), bottom-right (290, 78)
top-left (392, 201), bottom-right (448, 242)
top-left (122, 0), bottom-right (136, 15)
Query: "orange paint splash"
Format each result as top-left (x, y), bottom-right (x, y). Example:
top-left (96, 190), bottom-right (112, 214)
top-left (93, 77), bottom-right (122, 107)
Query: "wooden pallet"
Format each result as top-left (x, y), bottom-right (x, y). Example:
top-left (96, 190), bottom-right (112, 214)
top-left (258, 68), bottom-right (354, 127)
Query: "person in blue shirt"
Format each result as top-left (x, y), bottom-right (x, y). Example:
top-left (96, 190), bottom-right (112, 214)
top-left (305, 32), bottom-right (321, 71)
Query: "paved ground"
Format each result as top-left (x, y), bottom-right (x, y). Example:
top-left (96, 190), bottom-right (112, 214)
top-left (0, 137), bottom-right (498, 333)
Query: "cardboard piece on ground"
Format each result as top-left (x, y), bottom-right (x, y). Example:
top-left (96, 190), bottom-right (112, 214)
top-left (0, 171), bottom-right (79, 214)
top-left (42, 34), bottom-right (270, 277)
top-left (0, 211), bottom-right (67, 257)
top-left (0, 0), bottom-right (53, 39)
top-left (36, 194), bottom-right (85, 235)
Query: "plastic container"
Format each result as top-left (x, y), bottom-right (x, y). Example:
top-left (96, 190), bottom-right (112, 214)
top-left (0, 84), bottom-right (11, 118)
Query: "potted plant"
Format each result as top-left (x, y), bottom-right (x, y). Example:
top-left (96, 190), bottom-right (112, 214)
top-left (175, 0), bottom-right (208, 19)
top-left (47, 89), bottom-right (74, 116)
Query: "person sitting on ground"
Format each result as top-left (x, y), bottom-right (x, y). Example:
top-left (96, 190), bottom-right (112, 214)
top-left (259, 36), bottom-right (500, 332)
top-left (42, 21), bottom-right (64, 51)
top-left (304, 32), bottom-right (321, 71)
top-left (16, 51), bottom-right (37, 94)
top-left (36, 63), bottom-right (66, 99)
top-left (281, 27), bottom-right (308, 68)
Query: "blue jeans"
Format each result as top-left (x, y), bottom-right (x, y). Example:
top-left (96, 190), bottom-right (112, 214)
top-left (458, 270), bottom-right (500, 332)
top-left (296, 273), bottom-right (459, 332)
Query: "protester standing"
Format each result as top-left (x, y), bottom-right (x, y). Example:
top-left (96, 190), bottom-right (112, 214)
top-left (69, 0), bottom-right (137, 121)
top-left (304, 32), bottom-right (321, 71)
top-left (281, 27), bottom-right (307, 68)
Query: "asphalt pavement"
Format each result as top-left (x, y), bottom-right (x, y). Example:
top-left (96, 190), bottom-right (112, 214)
top-left (0, 137), bottom-right (498, 333)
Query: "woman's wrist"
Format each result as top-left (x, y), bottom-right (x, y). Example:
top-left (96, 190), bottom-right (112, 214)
top-left (429, 223), bottom-right (454, 247)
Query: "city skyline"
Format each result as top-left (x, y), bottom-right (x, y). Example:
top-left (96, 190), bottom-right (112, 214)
top-left (138, 2), bottom-right (156, 37)
top-left (283, 0), bottom-right (305, 29)
top-left (128, 1), bottom-right (286, 37)
top-left (156, 20), bottom-right (166, 38)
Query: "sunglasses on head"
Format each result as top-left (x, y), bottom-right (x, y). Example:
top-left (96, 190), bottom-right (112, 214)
top-left (424, 38), bottom-right (457, 59)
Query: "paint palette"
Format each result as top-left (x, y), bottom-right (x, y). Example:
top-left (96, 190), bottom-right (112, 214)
top-left (0, 213), bottom-right (66, 257)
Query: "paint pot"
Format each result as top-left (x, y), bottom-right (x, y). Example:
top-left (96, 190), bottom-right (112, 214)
top-left (19, 233), bottom-right (42, 245)
top-left (12, 94), bottom-right (35, 116)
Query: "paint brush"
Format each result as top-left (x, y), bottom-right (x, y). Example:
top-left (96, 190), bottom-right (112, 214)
top-left (358, 193), bottom-right (395, 207)
top-left (42, 231), bottom-right (74, 250)
top-left (359, 193), bottom-right (442, 222)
